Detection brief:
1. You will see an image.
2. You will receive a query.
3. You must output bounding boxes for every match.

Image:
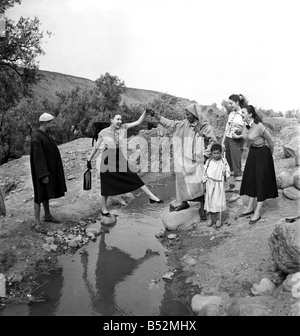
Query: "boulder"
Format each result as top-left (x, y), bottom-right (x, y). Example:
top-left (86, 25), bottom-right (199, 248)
top-left (283, 186), bottom-right (300, 200)
top-left (283, 135), bottom-right (300, 165)
top-left (162, 208), bottom-right (199, 231)
top-left (282, 272), bottom-right (300, 294)
top-left (191, 295), bottom-right (222, 314)
top-left (269, 218), bottom-right (300, 274)
top-left (197, 304), bottom-right (221, 316)
top-left (251, 278), bottom-right (276, 296)
top-left (277, 171), bottom-right (294, 189)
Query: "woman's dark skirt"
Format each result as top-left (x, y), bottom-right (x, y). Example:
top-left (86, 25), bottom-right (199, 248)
top-left (240, 145), bottom-right (278, 202)
top-left (100, 148), bottom-right (144, 196)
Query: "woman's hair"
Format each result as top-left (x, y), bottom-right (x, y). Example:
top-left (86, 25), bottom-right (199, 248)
top-left (243, 105), bottom-right (262, 124)
top-left (211, 143), bottom-right (222, 153)
top-left (229, 94), bottom-right (248, 108)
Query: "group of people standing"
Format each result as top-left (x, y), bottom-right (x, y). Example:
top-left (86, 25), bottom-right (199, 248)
top-left (29, 94), bottom-right (278, 233)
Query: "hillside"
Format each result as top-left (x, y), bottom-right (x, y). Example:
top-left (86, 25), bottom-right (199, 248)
top-left (33, 70), bottom-right (194, 106)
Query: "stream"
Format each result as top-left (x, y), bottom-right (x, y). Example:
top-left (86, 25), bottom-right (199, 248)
top-left (1, 175), bottom-right (192, 316)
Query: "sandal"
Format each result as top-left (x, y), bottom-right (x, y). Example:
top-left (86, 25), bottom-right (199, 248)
top-left (31, 224), bottom-right (47, 234)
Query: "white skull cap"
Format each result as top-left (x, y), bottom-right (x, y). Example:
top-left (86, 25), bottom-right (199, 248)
top-left (39, 112), bottom-right (54, 122)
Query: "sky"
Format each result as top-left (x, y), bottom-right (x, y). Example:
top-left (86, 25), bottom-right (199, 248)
top-left (5, 0), bottom-right (300, 112)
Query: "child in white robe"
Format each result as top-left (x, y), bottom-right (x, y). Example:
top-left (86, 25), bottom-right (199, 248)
top-left (203, 143), bottom-right (230, 228)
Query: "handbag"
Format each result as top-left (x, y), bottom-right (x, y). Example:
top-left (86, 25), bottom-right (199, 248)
top-left (83, 169), bottom-right (92, 190)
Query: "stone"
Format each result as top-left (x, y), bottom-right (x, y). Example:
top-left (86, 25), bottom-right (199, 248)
top-left (101, 215), bottom-right (117, 226)
top-left (191, 295), bottom-right (222, 314)
top-left (283, 186), bottom-right (300, 200)
top-left (86, 227), bottom-right (101, 236)
top-left (162, 272), bottom-right (174, 281)
top-left (283, 135), bottom-right (300, 166)
top-left (45, 237), bottom-right (55, 244)
top-left (269, 218), bottom-right (300, 274)
top-left (276, 171), bottom-right (294, 189)
top-left (68, 240), bottom-right (78, 248)
top-left (289, 301), bottom-right (300, 316)
top-left (251, 278), bottom-right (276, 296)
top-left (42, 243), bottom-right (51, 252)
top-left (162, 208), bottom-right (199, 231)
top-left (282, 272), bottom-right (300, 294)
top-left (294, 174), bottom-right (300, 190)
top-left (197, 304), bottom-right (221, 316)
top-left (167, 234), bottom-right (177, 240)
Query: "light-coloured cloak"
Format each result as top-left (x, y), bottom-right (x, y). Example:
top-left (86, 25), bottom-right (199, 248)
top-left (159, 104), bottom-right (217, 202)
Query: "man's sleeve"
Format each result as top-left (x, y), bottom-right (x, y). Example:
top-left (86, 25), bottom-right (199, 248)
top-left (200, 123), bottom-right (217, 158)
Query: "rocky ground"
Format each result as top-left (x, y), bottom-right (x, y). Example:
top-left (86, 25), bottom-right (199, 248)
top-left (0, 117), bottom-right (299, 315)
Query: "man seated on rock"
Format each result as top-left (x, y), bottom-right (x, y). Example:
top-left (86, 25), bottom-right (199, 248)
top-left (149, 103), bottom-right (217, 220)
top-left (30, 113), bottom-right (67, 233)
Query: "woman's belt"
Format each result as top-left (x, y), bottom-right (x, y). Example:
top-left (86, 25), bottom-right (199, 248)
top-left (250, 144), bottom-right (265, 148)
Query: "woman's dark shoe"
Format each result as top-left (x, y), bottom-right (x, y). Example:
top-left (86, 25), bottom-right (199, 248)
top-left (149, 198), bottom-right (164, 204)
top-left (174, 201), bottom-right (190, 211)
top-left (101, 211), bottom-right (111, 217)
top-left (249, 216), bottom-right (261, 225)
top-left (238, 210), bottom-right (254, 218)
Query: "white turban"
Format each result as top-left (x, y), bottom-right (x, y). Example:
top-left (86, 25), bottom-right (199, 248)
top-left (39, 113), bottom-right (54, 122)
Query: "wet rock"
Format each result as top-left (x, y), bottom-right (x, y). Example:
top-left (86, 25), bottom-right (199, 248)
top-left (167, 234), bottom-right (177, 240)
top-left (282, 272), bottom-right (300, 293)
top-left (191, 295), bottom-right (222, 314)
top-left (277, 171), bottom-right (294, 189)
top-left (269, 218), bottom-right (300, 274)
top-left (162, 272), bottom-right (174, 281)
top-left (74, 234), bottom-right (83, 242)
top-left (101, 215), bottom-right (117, 226)
top-left (251, 278), bottom-right (276, 296)
top-left (283, 186), bottom-right (300, 200)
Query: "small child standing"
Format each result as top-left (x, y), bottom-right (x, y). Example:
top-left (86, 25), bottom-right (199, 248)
top-left (203, 143), bottom-right (231, 228)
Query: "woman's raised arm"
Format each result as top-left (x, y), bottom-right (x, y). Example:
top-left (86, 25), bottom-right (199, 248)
top-left (126, 110), bottom-right (147, 129)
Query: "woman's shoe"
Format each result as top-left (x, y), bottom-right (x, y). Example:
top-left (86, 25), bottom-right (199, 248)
top-left (149, 198), bottom-right (164, 204)
top-left (101, 211), bottom-right (111, 217)
top-left (238, 210), bottom-right (254, 218)
top-left (249, 216), bottom-right (261, 225)
top-left (174, 201), bottom-right (189, 211)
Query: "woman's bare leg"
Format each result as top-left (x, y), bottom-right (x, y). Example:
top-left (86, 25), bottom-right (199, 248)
top-left (101, 195), bottom-right (109, 213)
top-left (140, 185), bottom-right (160, 201)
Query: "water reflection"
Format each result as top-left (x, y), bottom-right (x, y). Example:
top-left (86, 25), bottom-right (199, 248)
top-left (81, 229), bottom-right (160, 316)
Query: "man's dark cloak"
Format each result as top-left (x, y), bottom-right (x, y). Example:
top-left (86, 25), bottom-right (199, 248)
top-left (30, 129), bottom-right (67, 203)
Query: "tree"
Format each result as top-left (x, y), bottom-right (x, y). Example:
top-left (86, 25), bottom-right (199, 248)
top-left (94, 72), bottom-right (125, 116)
top-left (0, 2), bottom-right (49, 163)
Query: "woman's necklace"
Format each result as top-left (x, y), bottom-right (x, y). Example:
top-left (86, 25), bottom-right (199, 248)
top-left (112, 126), bottom-right (120, 148)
